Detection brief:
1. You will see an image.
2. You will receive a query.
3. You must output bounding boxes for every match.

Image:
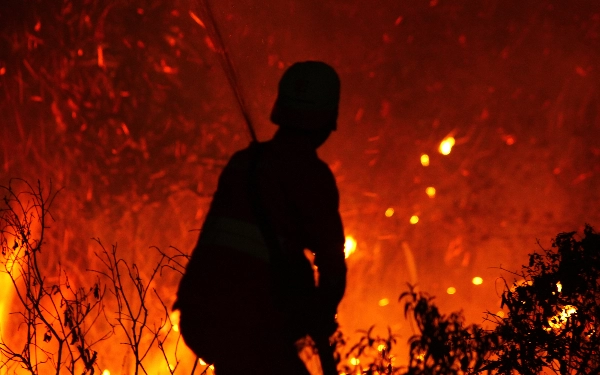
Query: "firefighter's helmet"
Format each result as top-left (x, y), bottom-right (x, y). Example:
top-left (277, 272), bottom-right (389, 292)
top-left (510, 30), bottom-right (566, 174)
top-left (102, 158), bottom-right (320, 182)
top-left (270, 61), bottom-right (340, 131)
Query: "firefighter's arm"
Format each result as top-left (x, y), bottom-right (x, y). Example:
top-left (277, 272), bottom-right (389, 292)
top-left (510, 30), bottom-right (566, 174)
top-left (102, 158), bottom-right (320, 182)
top-left (292, 160), bottom-right (346, 323)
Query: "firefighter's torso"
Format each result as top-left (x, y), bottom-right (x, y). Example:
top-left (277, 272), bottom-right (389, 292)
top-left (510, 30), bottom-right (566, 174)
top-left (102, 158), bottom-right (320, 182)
top-left (178, 139), bottom-right (343, 319)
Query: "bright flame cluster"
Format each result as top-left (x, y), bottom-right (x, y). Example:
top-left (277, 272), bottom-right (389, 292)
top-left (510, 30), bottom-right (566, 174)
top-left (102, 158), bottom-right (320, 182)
top-left (439, 136), bottom-right (456, 155)
top-left (344, 236), bottom-right (357, 259)
top-left (547, 305), bottom-right (577, 330)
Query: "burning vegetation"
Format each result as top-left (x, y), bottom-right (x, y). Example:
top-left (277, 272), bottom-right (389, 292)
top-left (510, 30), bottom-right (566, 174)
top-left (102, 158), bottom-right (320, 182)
top-left (1, 0), bottom-right (599, 373)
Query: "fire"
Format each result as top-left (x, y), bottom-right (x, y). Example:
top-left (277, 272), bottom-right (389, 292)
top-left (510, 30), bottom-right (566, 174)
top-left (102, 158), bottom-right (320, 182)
top-left (439, 136), bottom-right (456, 155)
top-left (170, 311), bottom-right (180, 332)
top-left (0, 261), bottom-right (12, 336)
top-left (548, 305), bottom-right (577, 330)
top-left (344, 236), bottom-right (357, 258)
top-left (0, 235), bottom-right (20, 343)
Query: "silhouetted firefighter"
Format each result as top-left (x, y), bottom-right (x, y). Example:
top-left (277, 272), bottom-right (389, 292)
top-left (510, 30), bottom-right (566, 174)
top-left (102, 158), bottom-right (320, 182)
top-left (174, 61), bottom-right (346, 375)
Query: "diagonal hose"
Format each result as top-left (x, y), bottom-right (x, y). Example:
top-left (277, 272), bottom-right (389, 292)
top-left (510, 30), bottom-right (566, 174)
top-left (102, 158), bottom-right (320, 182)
top-left (192, 0), bottom-right (258, 143)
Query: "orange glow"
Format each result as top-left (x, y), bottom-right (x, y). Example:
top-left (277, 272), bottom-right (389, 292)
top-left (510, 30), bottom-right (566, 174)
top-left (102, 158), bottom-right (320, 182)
top-left (447, 286), bottom-right (456, 294)
top-left (0, 67), bottom-right (5, 75)
top-left (162, 65), bottom-right (176, 74)
top-left (350, 357), bottom-right (360, 365)
top-left (385, 208), bottom-right (394, 217)
top-left (472, 276), bottom-right (483, 285)
top-left (425, 186), bottom-right (436, 198)
top-left (377, 344), bottom-right (386, 352)
top-left (378, 298), bottom-right (390, 307)
top-left (420, 154), bottom-right (430, 166)
top-left (204, 36), bottom-right (216, 52)
top-left (497, 311), bottom-right (505, 318)
top-left (439, 136), bottom-right (456, 155)
top-left (344, 236), bottom-right (357, 259)
top-left (189, 11), bottom-right (206, 28)
top-left (102, 370), bottom-right (110, 375)
top-left (409, 215), bottom-right (419, 225)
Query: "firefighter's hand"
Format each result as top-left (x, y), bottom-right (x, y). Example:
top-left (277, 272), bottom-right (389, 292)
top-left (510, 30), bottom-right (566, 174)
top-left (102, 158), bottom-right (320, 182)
top-left (312, 311), bottom-right (338, 338)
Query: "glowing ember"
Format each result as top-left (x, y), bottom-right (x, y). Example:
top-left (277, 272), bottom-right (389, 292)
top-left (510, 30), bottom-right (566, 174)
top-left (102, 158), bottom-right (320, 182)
top-left (556, 281), bottom-right (562, 293)
top-left (350, 357), bottom-right (360, 365)
top-left (102, 370), bottom-right (110, 375)
top-left (97, 45), bottom-right (104, 67)
top-left (425, 186), bottom-right (436, 198)
top-left (344, 236), bottom-right (357, 258)
top-left (378, 298), bottom-right (390, 307)
top-left (420, 154), bottom-right (430, 166)
top-left (409, 215), bottom-right (419, 225)
top-left (447, 286), bottom-right (457, 295)
top-left (439, 136), bottom-right (456, 155)
top-left (385, 208), bottom-right (394, 217)
top-left (472, 276), bottom-right (483, 285)
top-left (377, 344), bottom-right (386, 352)
top-left (189, 11), bottom-right (206, 28)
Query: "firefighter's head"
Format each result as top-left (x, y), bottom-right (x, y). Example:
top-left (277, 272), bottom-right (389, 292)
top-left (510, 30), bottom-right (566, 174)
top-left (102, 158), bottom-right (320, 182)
top-left (270, 61), bottom-right (340, 132)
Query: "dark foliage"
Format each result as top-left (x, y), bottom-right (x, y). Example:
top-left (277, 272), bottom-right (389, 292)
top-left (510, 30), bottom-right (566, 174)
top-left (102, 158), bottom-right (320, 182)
top-left (0, 180), bottom-right (106, 374)
top-left (342, 227), bottom-right (599, 375)
top-left (399, 286), bottom-right (493, 375)
top-left (482, 225), bottom-right (600, 374)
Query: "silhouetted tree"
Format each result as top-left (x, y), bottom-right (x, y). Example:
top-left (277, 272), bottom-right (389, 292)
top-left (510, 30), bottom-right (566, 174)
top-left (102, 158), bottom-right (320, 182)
top-left (481, 225), bottom-right (600, 374)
